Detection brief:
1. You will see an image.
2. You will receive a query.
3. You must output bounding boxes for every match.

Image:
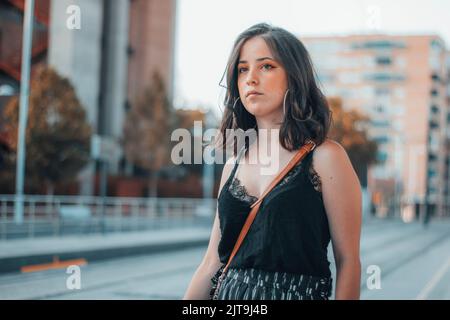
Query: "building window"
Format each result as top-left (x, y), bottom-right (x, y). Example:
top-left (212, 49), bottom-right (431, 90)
top-left (374, 136), bottom-right (389, 144)
top-left (431, 73), bottom-right (441, 82)
top-left (428, 153), bottom-right (437, 161)
top-left (365, 73), bottom-right (405, 82)
top-left (431, 105), bottom-right (439, 114)
top-left (375, 87), bottom-right (390, 96)
top-left (371, 120), bottom-right (390, 127)
top-left (428, 169), bottom-right (437, 179)
top-left (376, 56), bottom-right (392, 65)
top-left (124, 100), bottom-right (131, 111)
top-left (430, 38), bottom-right (443, 50)
top-left (352, 40), bottom-right (406, 50)
top-left (429, 120), bottom-right (439, 129)
top-left (375, 105), bottom-right (385, 113)
top-left (376, 151), bottom-right (388, 163)
top-left (127, 44), bottom-right (135, 57)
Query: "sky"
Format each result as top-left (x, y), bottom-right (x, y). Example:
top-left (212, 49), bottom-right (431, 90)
top-left (173, 0), bottom-right (450, 117)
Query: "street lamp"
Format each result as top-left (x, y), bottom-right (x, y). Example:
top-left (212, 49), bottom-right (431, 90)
top-left (14, 0), bottom-right (35, 225)
top-left (203, 110), bottom-right (215, 200)
top-left (196, 111), bottom-right (216, 219)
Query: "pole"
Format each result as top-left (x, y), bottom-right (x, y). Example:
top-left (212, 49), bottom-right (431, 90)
top-left (100, 160), bottom-right (108, 234)
top-left (14, 0), bottom-right (35, 225)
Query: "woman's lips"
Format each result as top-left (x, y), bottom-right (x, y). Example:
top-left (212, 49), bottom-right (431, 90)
top-left (247, 93), bottom-right (263, 99)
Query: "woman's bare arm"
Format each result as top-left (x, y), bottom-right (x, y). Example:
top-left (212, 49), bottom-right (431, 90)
top-left (182, 156), bottom-right (236, 300)
top-left (314, 139), bottom-right (362, 300)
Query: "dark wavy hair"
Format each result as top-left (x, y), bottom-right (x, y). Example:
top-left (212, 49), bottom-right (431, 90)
top-left (214, 23), bottom-right (332, 157)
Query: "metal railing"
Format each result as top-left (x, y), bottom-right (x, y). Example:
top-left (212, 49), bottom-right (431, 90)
top-left (0, 195), bottom-right (216, 240)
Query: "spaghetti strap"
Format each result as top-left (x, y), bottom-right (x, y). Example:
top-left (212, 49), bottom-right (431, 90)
top-left (215, 141), bottom-right (332, 301)
top-left (228, 145), bottom-right (247, 182)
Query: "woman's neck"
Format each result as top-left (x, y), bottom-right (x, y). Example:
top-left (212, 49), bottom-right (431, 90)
top-left (255, 116), bottom-right (283, 152)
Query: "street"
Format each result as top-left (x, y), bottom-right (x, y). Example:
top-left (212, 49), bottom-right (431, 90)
top-left (0, 218), bottom-right (449, 300)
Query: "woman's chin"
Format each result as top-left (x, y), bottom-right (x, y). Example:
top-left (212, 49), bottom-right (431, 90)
top-left (245, 104), bottom-right (268, 116)
top-left (245, 105), bottom-right (278, 118)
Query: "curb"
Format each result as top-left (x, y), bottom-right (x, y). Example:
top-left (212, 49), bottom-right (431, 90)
top-left (0, 238), bottom-right (209, 275)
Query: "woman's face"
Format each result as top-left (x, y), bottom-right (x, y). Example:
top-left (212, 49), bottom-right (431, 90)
top-left (237, 36), bottom-right (288, 120)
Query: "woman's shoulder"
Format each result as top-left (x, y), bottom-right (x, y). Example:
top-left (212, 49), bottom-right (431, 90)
top-left (314, 139), bottom-right (346, 157)
top-left (311, 139), bottom-right (352, 178)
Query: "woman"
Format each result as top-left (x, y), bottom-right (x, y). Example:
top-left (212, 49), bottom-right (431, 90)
top-left (183, 23), bottom-right (361, 300)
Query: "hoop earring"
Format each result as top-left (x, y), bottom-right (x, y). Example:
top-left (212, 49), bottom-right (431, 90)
top-left (283, 89), bottom-right (290, 116)
top-left (232, 97), bottom-right (240, 110)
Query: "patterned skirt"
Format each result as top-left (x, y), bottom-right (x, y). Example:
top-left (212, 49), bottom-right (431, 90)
top-left (213, 267), bottom-right (332, 300)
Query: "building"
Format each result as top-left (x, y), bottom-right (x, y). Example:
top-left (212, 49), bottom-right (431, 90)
top-left (302, 34), bottom-right (450, 218)
top-left (0, 0), bottom-right (50, 113)
top-left (0, 0), bottom-right (177, 195)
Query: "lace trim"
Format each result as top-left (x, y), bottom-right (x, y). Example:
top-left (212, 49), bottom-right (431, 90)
top-left (278, 162), bottom-right (303, 188)
top-left (229, 177), bottom-right (258, 204)
top-left (228, 162), bottom-right (303, 204)
top-left (308, 159), bottom-right (322, 193)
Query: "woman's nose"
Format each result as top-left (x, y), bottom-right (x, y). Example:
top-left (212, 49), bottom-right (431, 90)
top-left (246, 69), bottom-right (259, 86)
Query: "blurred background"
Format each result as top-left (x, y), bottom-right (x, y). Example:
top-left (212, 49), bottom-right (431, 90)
top-left (0, 0), bottom-right (449, 300)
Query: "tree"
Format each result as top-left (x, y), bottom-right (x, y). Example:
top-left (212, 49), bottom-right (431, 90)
top-left (123, 71), bottom-right (176, 197)
top-left (0, 132), bottom-right (15, 193)
top-left (327, 96), bottom-right (378, 187)
top-left (2, 66), bottom-right (92, 194)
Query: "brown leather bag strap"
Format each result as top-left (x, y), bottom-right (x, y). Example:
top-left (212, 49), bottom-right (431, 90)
top-left (222, 139), bottom-right (316, 274)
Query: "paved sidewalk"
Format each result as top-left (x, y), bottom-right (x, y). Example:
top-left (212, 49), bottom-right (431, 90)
top-left (0, 227), bottom-right (211, 275)
top-left (1, 216), bottom-right (447, 275)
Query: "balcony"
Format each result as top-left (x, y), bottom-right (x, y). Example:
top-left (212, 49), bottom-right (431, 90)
top-left (364, 72), bottom-right (405, 82)
top-left (352, 40), bottom-right (406, 50)
top-left (0, 0), bottom-right (49, 81)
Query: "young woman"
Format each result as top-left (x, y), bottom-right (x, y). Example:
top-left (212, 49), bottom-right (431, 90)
top-left (183, 23), bottom-right (361, 300)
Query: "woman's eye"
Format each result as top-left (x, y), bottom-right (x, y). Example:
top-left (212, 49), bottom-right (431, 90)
top-left (238, 64), bottom-right (273, 73)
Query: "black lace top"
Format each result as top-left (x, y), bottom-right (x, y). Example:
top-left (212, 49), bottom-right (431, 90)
top-left (217, 145), bottom-right (331, 278)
